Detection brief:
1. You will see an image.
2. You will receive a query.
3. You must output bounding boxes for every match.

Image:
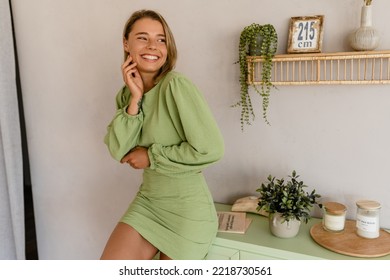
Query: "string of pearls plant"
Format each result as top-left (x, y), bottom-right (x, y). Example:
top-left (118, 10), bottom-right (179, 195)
top-left (234, 23), bottom-right (278, 129)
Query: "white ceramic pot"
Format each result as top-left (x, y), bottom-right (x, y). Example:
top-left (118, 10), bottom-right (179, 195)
top-left (349, 5), bottom-right (380, 51)
top-left (269, 212), bottom-right (301, 238)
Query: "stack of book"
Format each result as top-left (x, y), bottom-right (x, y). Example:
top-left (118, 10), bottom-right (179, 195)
top-left (217, 211), bottom-right (252, 234)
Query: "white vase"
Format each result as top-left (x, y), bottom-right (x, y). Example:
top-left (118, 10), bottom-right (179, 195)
top-left (349, 5), bottom-right (380, 51)
top-left (269, 212), bottom-right (301, 238)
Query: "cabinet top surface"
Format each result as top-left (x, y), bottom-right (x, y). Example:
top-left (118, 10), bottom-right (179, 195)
top-left (214, 203), bottom-right (390, 260)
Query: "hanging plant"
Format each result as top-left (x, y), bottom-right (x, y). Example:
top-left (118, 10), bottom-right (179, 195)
top-left (234, 23), bottom-right (278, 129)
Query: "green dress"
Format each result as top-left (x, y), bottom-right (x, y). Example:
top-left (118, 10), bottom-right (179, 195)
top-left (104, 71), bottom-right (224, 259)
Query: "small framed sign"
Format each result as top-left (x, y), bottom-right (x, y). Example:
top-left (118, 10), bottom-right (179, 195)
top-left (287, 15), bottom-right (324, 53)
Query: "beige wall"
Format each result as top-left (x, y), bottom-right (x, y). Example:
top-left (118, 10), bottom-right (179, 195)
top-left (12, 0), bottom-right (390, 259)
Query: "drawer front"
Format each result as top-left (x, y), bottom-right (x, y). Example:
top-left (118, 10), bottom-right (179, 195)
top-left (239, 250), bottom-right (282, 260)
top-left (205, 245), bottom-right (240, 260)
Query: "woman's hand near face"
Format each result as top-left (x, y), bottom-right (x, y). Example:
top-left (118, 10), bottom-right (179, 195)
top-left (121, 146), bottom-right (150, 169)
top-left (122, 55), bottom-right (144, 115)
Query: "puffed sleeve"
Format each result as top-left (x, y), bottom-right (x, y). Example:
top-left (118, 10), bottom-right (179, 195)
top-left (147, 75), bottom-right (224, 176)
top-left (104, 87), bottom-right (143, 161)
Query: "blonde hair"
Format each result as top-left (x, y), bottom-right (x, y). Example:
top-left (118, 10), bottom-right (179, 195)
top-left (122, 10), bottom-right (177, 83)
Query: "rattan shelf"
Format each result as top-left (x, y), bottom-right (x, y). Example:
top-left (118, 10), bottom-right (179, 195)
top-left (247, 50), bottom-right (390, 85)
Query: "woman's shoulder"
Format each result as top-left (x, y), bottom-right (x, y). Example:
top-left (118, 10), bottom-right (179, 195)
top-left (161, 71), bottom-right (196, 88)
top-left (159, 71), bottom-right (206, 105)
top-left (163, 70), bottom-right (187, 80)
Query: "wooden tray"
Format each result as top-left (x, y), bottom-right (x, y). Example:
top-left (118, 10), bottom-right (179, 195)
top-left (310, 220), bottom-right (390, 258)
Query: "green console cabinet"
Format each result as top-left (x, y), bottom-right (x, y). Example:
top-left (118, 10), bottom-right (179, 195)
top-left (206, 203), bottom-right (390, 260)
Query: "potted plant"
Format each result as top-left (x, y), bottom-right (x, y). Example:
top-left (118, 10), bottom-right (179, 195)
top-left (256, 171), bottom-right (321, 238)
top-left (234, 23), bottom-right (278, 129)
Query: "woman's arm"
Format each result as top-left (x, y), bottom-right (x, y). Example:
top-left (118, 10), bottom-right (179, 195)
top-left (148, 75), bottom-right (224, 176)
top-left (104, 87), bottom-right (143, 162)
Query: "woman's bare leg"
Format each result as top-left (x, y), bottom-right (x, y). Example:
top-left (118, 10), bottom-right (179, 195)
top-left (100, 222), bottom-right (158, 260)
top-left (159, 252), bottom-right (172, 260)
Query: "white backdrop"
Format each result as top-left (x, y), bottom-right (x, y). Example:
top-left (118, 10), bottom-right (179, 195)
top-left (11, 0), bottom-right (390, 259)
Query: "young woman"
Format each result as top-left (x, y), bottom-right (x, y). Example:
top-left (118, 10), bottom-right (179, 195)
top-left (100, 10), bottom-right (224, 260)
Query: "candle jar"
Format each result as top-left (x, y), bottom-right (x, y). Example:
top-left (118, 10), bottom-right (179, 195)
top-left (322, 202), bottom-right (347, 232)
top-left (356, 200), bottom-right (381, 239)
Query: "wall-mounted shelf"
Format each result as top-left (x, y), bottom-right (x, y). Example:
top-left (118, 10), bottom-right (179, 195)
top-left (247, 50), bottom-right (390, 85)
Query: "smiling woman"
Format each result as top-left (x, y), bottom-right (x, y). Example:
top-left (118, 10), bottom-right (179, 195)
top-left (100, 10), bottom-right (224, 260)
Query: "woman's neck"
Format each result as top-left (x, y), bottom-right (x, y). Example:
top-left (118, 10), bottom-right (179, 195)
top-left (141, 73), bottom-right (156, 93)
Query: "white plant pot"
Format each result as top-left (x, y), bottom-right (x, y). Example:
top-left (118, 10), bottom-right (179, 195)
top-left (269, 212), bottom-right (301, 238)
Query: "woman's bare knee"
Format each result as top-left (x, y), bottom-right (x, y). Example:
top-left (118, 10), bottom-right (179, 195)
top-left (100, 222), bottom-right (158, 260)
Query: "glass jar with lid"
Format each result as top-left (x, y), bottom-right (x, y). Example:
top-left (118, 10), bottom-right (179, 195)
top-left (322, 202), bottom-right (347, 232)
top-left (356, 200), bottom-right (381, 239)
